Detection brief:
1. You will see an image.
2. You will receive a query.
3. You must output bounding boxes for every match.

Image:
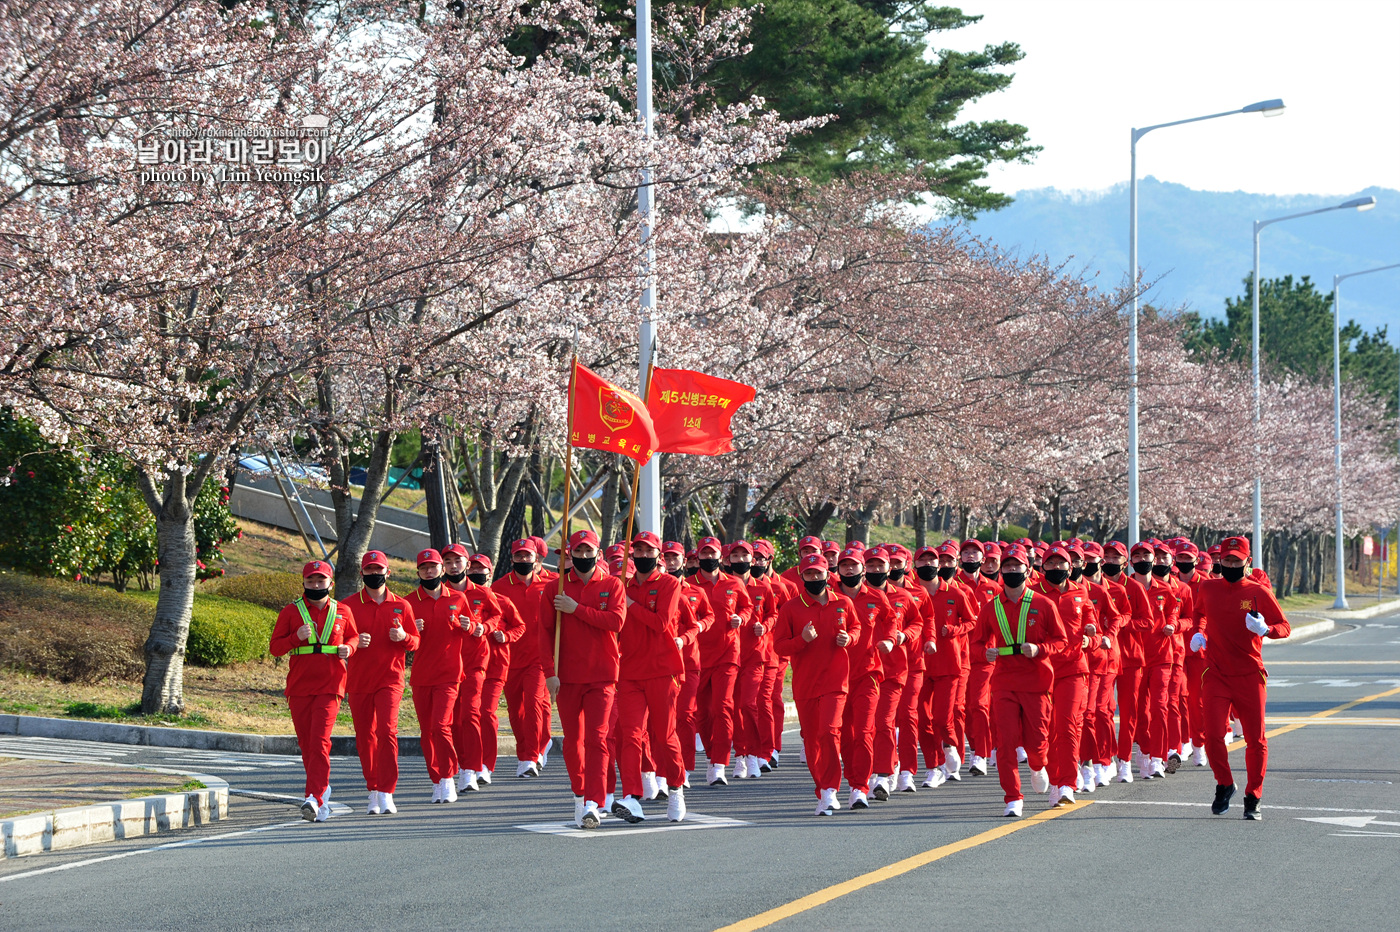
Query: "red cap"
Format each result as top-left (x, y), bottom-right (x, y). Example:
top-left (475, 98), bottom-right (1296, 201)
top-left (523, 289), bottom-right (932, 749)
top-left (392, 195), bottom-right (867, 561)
top-left (799, 553), bottom-right (828, 573)
top-left (632, 531), bottom-right (662, 550)
top-left (1130, 541), bottom-right (1155, 558)
top-left (1219, 536), bottom-right (1250, 559)
top-left (1104, 541), bottom-right (1128, 557)
top-left (846, 540), bottom-right (866, 551)
top-left (935, 541), bottom-right (959, 557)
top-left (510, 538), bottom-right (536, 556)
top-left (863, 548), bottom-right (890, 566)
top-left (798, 535), bottom-right (822, 552)
top-left (1207, 543), bottom-right (1222, 556)
top-left (470, 553), bottom-right (492, 569)
top-left (1197, 553), bottom-right (1215, 570)
top-left (686, 548), bottom-right (698, 560)
top-left (915, 545), bottom-right (940, 561)
top-left (999, 545), bottom-right (1030, 567)
top-left (442, 542), bottom-right (470, 560)
top-left (959, 539), bottom-right (984, 556)
top-left (361, 551), bottom-right (388, 571)
top-left (605, 543), bottom-right (626, 558)
top-left (303, 559), bottom-right (333, 579)
top-left (697, 536), bottom-right (723, 554)
top-left (662, 540), bottom-right (685, 555)
top-left (1043, 544), bottom-right (1072, 564)
top-left (1082, 542), bottom-right (1104, 559)
top-left (729, 539), bottom-right (755, 556)
top-left (982, 541), bottom-right (1003, 558)
top-left (1065, 540), bottom-right (1084, 556)
top-left (837, 546), bottom-right (864, 566)
top-left (886, 544), bottom-right (911, 563)
top-left (1033, 540), bottom-right (1049, 553)
top-left (1175, 541), bottom-right (1199, 558)
top-left (821, 540), bottom-right (840, 554)
top-left (416, 548), bottom-right (442, 566)
top-left (568, 529), bottom-right (601, 551)
top-left (528, 536), bottom-right (548, 557)
top-left (1155, 539), bottom-right (1175, 556)
top-left (754, 539), bottom-right (776, 558)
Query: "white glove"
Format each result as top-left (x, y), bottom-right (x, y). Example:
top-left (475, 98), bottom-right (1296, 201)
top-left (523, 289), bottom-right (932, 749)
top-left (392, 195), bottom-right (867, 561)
top-left (1245, 612), bottom-right (1269, 636)
top-left (1189, 632), bottom-right (1207, 653)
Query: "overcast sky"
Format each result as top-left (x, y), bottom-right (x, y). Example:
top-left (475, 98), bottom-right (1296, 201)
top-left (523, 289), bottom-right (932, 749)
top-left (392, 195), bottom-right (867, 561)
top-left (948, 0), bottom-right (1400, 197)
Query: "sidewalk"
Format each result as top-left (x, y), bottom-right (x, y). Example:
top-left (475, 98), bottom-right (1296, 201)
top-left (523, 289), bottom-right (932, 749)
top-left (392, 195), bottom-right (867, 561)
top-left (0, 757), bottom-right (228, 860)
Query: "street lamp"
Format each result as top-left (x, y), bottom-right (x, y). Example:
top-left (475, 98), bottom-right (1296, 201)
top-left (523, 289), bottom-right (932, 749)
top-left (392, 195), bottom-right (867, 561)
top-left (1331, 257), bottom-right (1398, 608)
top-left (1251, 195), bottom-right (1376, 577)
top-left (1128, 98), bottom-right (1284, 546)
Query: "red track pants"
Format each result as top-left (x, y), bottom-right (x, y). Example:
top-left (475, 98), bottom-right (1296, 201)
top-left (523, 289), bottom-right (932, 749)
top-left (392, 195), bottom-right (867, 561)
top-left (872, 677), bottom-right (905, 775)
top-left (677, 666), bottom-right (702, 771)
top-left (840, 674), bottom-right (880, 793)
top-left (1204, 668), bottom-right (1270, 797)
top-left (347, 687), bottom-right (402, 793)
top-left (897, 670), bottom-right (923, 772)
top-left (503, 662), bottom-right (551, 764)
top-left (920, 674), bottom-right (961, 768)
top-left (1084, 671), bottom-right (1117, 766)
top-left (769, 662), bottom-right (786, 754)
top-left (288, 693), bottom-right (340, 804)
top-left (797, 692), bottom-right (847, 795)
top-left (1184, 653), bottom-right (1207, 747)
top-left (697, 662), bottom-right (738, 766)
top-left (453, 668), bottom-right (486, 774)
top-left (618, 675), bottom-right (684, 796)
top-left (1049, 673), bottom-right (1088, 788)
top-left (1142, 663), bottom-right (1173, 760)
top-left (735, 661), bottom-right (775, 758)
top-left (965, 662), bottom-right (995, 760)
top-left (479, 676), bottom-right (505, 773)
top-left (993, 689), bottom-right (1050, 803)
top-left (413, 682), bottom-right (459, 783)
top-left (1116, 665), bottom-right (1144, 761)
top-left (557, 681), bottom-right (615, 804)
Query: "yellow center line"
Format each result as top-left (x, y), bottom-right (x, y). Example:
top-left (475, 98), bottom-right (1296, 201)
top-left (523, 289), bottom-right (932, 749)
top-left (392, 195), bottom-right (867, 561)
top-left (1228, 685), bottom-right (1400, 750)
top-left (713, 803), bottom-right (1086, 932)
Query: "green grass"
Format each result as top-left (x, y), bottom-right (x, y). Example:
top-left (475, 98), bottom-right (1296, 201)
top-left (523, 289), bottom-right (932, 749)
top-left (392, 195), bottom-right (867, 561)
top-left (124, 778), bottom-right (207, 798)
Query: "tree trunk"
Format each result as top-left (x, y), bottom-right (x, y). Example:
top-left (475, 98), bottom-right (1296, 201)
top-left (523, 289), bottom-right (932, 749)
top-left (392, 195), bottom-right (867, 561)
top-left (957, 505), bottom-right (970, 542)
top-left (662, 491), bottom-right (689, 546)
top-left (846, 500), bottom-right (878, 546)
top-left (600, 461), bottom-right (620, 548)
top-left (801, 501), bottom-right (836, 538)
top-left (912, 502), bottom-right (927, 550)
top-left (722, 481), bottom-right (750, 542)
top-left (138, 471), bottom-right (199, 716)
top-left (1049, 493), bottom-right (1061, 542)
top-left (422, 439), bottom-right (453, 550)
top-left (528, 449), bottom-right (548, 538)
top-left (1027, 513), bottom-right (1043, 543)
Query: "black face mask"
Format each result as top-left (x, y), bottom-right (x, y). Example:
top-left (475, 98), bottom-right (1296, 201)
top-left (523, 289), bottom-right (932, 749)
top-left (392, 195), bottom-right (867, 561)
top-left (1102, 563), bottom-right (1122, 577)
top-left (669, 568), bottom-right (684, 579)
top-left (445, 571), bottom-right (467, 584)
top-left (839, 573), bottom-right (863, 589)
top-left (1043, 568), bottom-right (1069, 585)
top-left (804, 578), bottom-right (828, 595)
top-left (1219, 565), bottom-right (1246, 583)
top-left (752, 564), bottom-right (768, 577)
top-left (571, 555), bottom-right (597, 575)
top-left (684, 567), bottom-right (698, 577)
top-left (917, 565), bottom-right (939, 581)
top-left (1069, 567), bottom-right (1083, 581)
top-left (512, 561), bottom-right (536, 577)
top-left (1083, 562), bottom-right (1100, 577)
top-left (1151, 564), bottom-right (1171, 578)
top-left (730, 562), bottom-right (751, 577)
top-left (888, 567), bottom-right (906, 582)
top-left (1176, 561), bottom-right (1195, 576)
top-left (467, 572), bottom-right (489, 586)
top-left (982, 568), bottom-right (1000, 581)
top-left (1131, 560), bottom-right (1153, 576)
top-left (303, 587), bottom-right (330, 602)
top-left (961, 561), bottom-right (982, 575)
top-left (937, 566), bottom-right (957, 580)
top-left (633, 556), bottom-right (658, 575)
top-left (419, 576), bottom-right (441, 590)
top-left (1000, 571), bottom-right (1027, 589)
top-left (698, 558), bottom-right (720, 574)
top-left (865, 570), bottom-right (888, 587)
top-left (362, 574), bottom-right (386, 590)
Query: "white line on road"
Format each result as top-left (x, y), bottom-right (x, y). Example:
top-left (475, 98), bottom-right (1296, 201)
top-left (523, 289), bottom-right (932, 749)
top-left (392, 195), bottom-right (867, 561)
top-left (517, 812), bottom-right (751, 838)
top-left (1090, 800), bottom-right (1400, 815)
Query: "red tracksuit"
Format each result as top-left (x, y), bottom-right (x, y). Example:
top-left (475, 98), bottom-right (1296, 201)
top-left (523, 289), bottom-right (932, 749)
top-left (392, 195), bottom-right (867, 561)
top-left (539, 568), bottom-right (626, 805)
top-left (840, 584), bottom-right (896, 793)
top-left (1130, 574), bottom-right (1180, 761)
top-left (764, 572), bottom-right (798, 756)
top-left (676, 577), bottom-right (714, 771)
top-left (494, 571), bottom-right (554, 765)
top-left (269, 599), bottom-right (359, 805)
top-left (893, 579), bottom-right (933, 774)
top-left (871, 582), bottom-right (920, 777)
top-left (406, 586), bottom-right (471, 783)
top-left (1180, 569), bottom-right (1210, 749)
top-left (1196, 576), bottom-right (1290, 797)
top-left (345, 589), bottom-right (418, 794)
top-left (972, 590), bottom-right (1066, 803)
top-left (450, 581), bottom-right (502, 775)
top-left (480, 595), bottom-right (524, 773)
top-left (1164, 575), bottom-right (1196, 755)
top-left (1116, 576), bottom-right (1147, 762)
top-left (960, 571), bottom-right (1004, 762)
top-left (919, 578), bottom-right (978, 770)
top-left (694, 572), bottom-right (754, 767)
top-left (775, 589), bottom-right (861, 795)
top-left (735, 575), bottom-right (779, 760)
top-left (1083, 578), bottom-right (1126, 767)
top-left (617, 568), bottom-right (688, 796)
top-left (1034, 580), bottom-right (1097, 789)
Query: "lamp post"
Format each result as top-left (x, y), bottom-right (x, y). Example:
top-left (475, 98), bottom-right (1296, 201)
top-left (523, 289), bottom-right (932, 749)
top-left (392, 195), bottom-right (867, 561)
top-left (1251, 195), bottom-right (1376, 577)
top-left (1330, 257), bottom-right (1398, 608)
top-left (1128, 99), bottom-right (1284, 546)
top-left (636, 0), bottom-right (662, 535)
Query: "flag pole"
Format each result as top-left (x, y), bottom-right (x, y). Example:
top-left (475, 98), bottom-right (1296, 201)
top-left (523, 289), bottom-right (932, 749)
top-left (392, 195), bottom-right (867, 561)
top-left (617, 351), bottom-right (656, 573)
top-left (554, 355), bottom-right (578, 677)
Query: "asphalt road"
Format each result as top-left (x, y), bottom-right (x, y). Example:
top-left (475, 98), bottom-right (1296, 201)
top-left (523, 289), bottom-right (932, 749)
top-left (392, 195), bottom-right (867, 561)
top-left (3, 615), bottom-right (1399, 932)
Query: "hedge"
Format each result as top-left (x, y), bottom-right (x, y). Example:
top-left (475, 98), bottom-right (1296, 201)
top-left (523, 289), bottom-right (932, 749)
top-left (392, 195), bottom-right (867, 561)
top-left (184, 594), bottom-right (279, 666)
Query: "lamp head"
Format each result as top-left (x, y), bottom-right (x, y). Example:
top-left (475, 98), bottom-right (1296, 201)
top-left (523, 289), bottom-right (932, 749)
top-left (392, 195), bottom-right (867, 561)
top-left (1342, 196), bottom-right (1377, 212)
top-left (1241, 98), bottom-right (1286, 117)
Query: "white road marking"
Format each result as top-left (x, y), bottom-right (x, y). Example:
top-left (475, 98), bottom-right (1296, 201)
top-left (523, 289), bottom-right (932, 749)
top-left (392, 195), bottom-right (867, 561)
top-left (1297, 816), bottom-right (1400, 829)
top-left (1092, 800), bottom-right (1400, 814)
top-left (517, 812), bottom-right (751, 837)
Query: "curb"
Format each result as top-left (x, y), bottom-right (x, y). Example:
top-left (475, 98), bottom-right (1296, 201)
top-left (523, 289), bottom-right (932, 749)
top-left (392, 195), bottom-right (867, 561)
top-left (0, 714), bottom-right (418, 757)
top-left (1314, 597), bottom-right (1400, 620)
top-left (1264, 618), bottom-right (1336, 646)
top-left (1, 771), bottom-right (228, 861)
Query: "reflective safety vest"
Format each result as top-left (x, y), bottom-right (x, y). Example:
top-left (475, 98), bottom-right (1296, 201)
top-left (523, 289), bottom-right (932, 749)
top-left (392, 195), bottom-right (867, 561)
top-left (290, 597), bottom-right (342, 656)
top-left (993, 590), bottom-right (1033, 657)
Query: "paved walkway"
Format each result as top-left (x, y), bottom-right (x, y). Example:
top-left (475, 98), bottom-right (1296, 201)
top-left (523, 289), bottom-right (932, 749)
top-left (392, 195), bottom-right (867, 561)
top-left (0, 757), bottom-right (196, 819)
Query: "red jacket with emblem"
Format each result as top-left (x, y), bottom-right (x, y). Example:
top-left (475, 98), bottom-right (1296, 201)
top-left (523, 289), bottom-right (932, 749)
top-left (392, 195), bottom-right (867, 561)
top-left (971, 589), bottom-right (1066, 693)
top-left (922, 578), bottom-right (979, 678)
top-left (492, 571), bottom-right (550, 672)
top-left (1193, 575), bottom-right (1290, 676)
top-left (773, 590), bottom-right (861, 699)
top-left (270, 598), bottom-right (360, 698)
top-left (694, 571), bottom-right (753, 669)
top-left (621, 569), bottom-right (685, 680)
top-left (344, 589), bottom-right (418, 694)
top-left (538, 568), bottom-right (627, 684)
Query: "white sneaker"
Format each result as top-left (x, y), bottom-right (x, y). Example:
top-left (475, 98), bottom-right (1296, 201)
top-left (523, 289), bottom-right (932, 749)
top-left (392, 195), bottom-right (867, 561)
top-left (969, 754), bottom-right (988, 776)
top-left (815, 790), bottom-right (835, 816)
top-left (641, 771), bottom-right (660, 799)
top-left (367, 791), bottom-right (382, 815)
top-left (696, 733), bottom-right (706, 753)
top-left (1139, 755), bottom-right (1153, 780)
top-left (922, 768), bottom-right (946, 788)
top-left (827, 788), bottom-right (842, 811)
top-left (430, 782), bottom-right (444, 804)
top-left (580, 801), bottom-right (602, 829)
top-left (799, 745), bottom-right (808, 764)
top-left (1152, 758), bottom-right (1167, 779)
top-left (1004, 799), bottom-right (1024, 818)
top-left (1030, 768), bottom-right (1050, 794)
top-left (871, 775), bottom-right (890, 801)
top-left (746, 754), bottom-right (763, 778)
top-left (1193, 746), bottom-right (1208, 767)
top-left (849, 788), bottom-right (869, 810)
top-left (458, 770), bottom-right (480, 792)
top-left (300, 795), bottom-right (318, 821)
top-left (1059, 786), bottom-right (1076, 805)
top-left (1048, 784), bottom-right (1062, 807)
top-left (1116, 760), bottom-right (1134, 784)
top-left (707, 763), bottom-right (728, 786)
top-left (989, 749), bottom-right (998, 769)
top-left (1097, 764), bottom-right (1112, 787)
top-left (380, 792), bottom-right (397, 814)
top-left (516, 760), bottom-right (538, 778)
top-left (1223, 730), bottom-right (1235, 745)
top-left (1080, 765), bottom-right (1096, 794)
top-left (613, 795), bottom-right (646, 824)
top-left (943, 746), bottom-right (963, 779)
top-left (478, 769), bottom-right (492, 785)
top-left (667, 786), bottom-right (686, 822)
top-left (734, 756), bottom-right (750, 779)
top-left (539, 741), bottom-right (551, 769)
top-left (314, 801), bottom-right (331, 822)
top-left (574, 796), bottom-right (586, 827)
top-left (441, 777), bottom-right (458, 803)
top-left (602, 792), bottom-right (615, 817)
top-left (1181, 741), bottom-right (1194, 758)
top-left (1016, 746), bottom-right (1028, 763)
top-left (323, 785), bottom-right (332, 802)
top-left (895, 770), bottom-right (917, 793)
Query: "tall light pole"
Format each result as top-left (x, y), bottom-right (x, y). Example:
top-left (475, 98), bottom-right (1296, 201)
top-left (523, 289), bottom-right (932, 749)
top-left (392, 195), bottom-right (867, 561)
top-left (1331, 257), bottom-right (1397, 608)
top-left (1128, 98), bottom-right (1283, 546)
top-left (1251, 195), bottom-right (1376, 575)
top-left (636, 0), bottom-right (662, 535)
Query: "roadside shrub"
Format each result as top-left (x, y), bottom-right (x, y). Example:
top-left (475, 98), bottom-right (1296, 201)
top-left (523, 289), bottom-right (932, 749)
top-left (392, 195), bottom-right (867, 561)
top-left (185, 594), bottom-right (278, 666)
top-left (211, 572), bottom-right (304, 610)
top-left (0, 572), bottom-right (145, 682)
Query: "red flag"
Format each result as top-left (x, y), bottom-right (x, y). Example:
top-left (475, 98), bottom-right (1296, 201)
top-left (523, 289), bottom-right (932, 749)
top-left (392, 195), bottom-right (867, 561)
top-left (568, 362), bottom-right (658, 464)
top-left (646, 367), bottom-right (756, 456)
